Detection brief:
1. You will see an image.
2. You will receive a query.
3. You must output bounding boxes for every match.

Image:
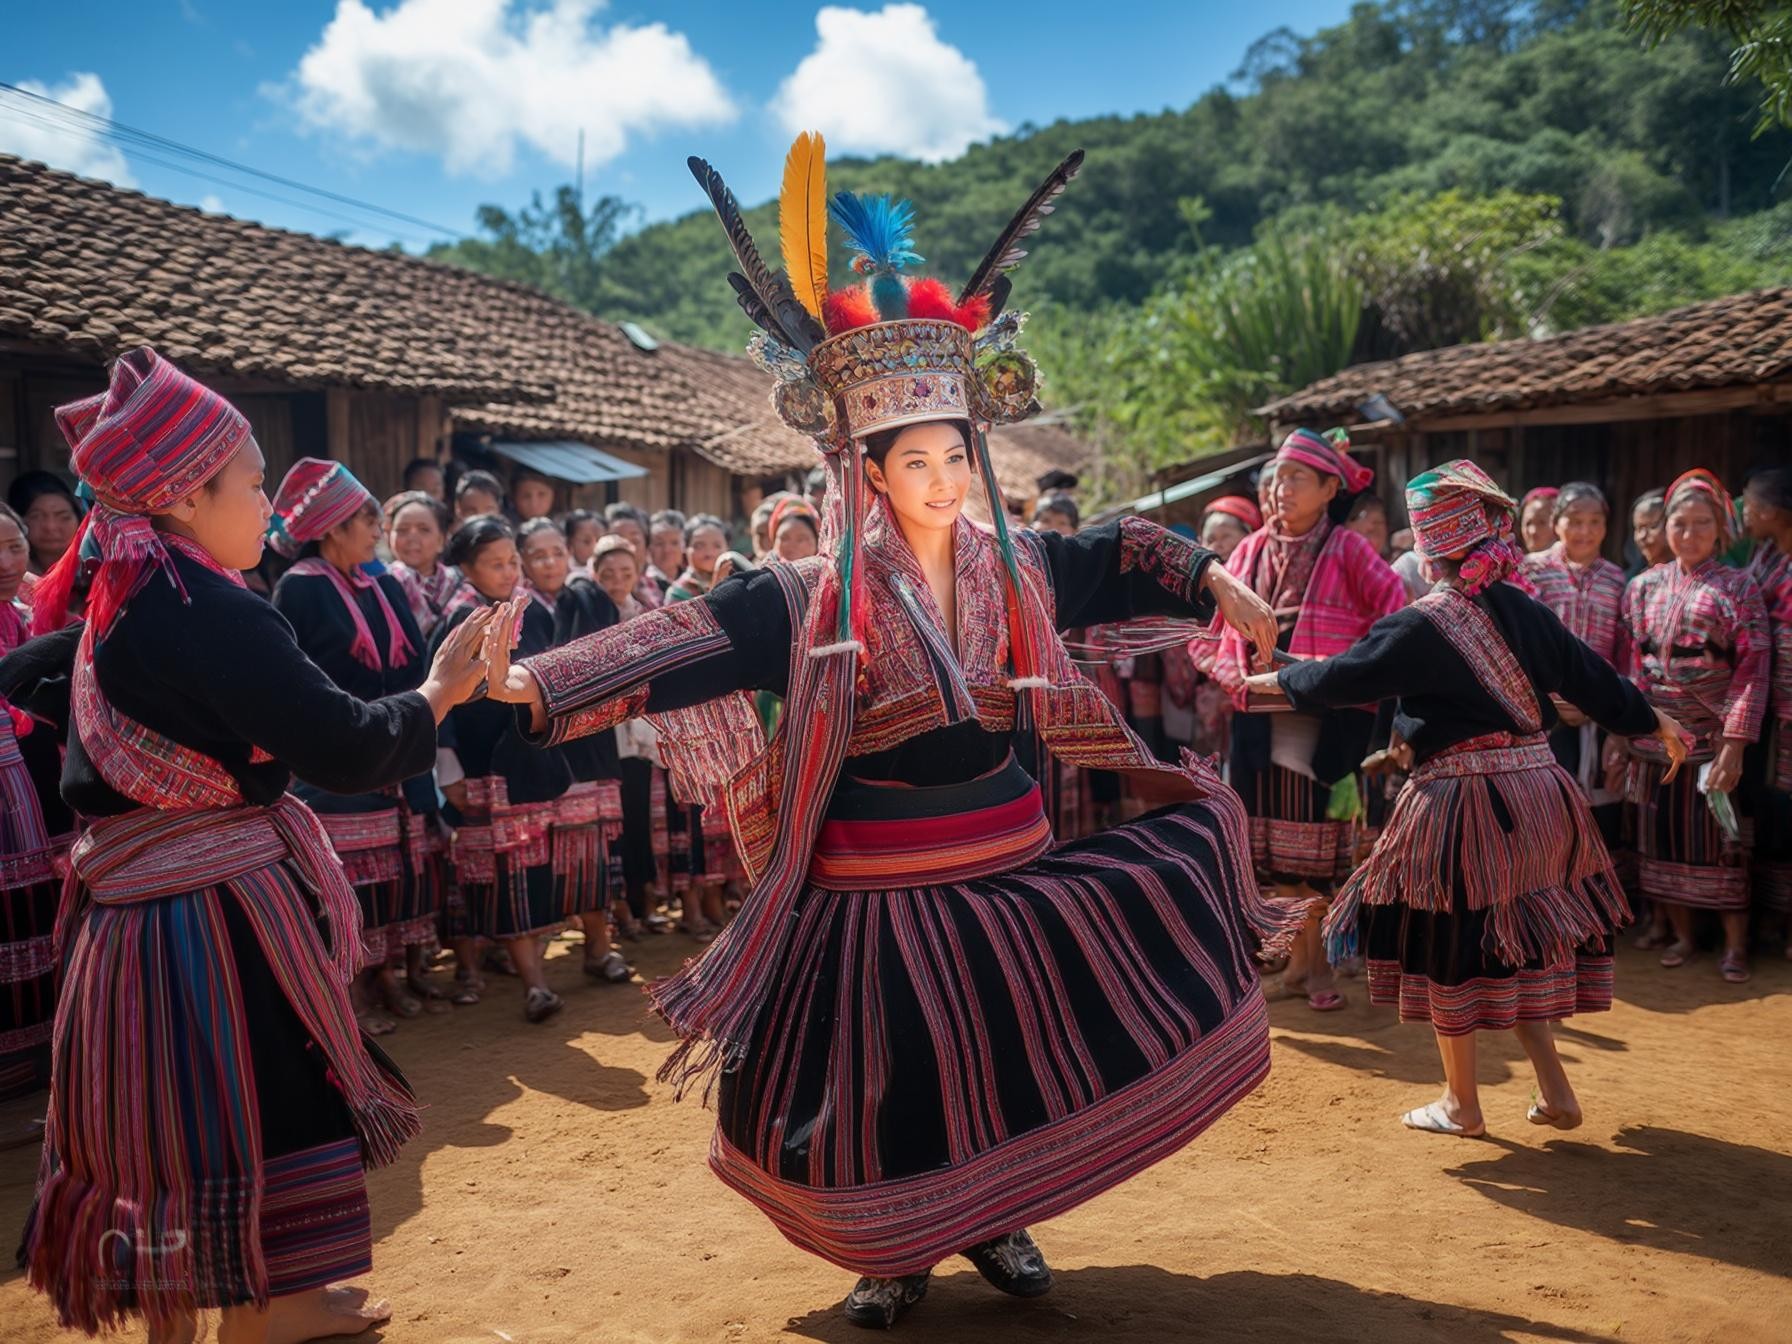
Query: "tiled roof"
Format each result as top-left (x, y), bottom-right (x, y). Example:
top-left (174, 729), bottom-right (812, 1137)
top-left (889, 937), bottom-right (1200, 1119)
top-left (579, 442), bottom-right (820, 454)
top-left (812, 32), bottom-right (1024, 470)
top-left (0, 152), bottom-right (1098, 476)
top-left (0, 153), bottom-right (549, 405)
top-left (981, 421), bottom-right (1093, 502)
top-left (1258, 288), bottom-right (1792, 425)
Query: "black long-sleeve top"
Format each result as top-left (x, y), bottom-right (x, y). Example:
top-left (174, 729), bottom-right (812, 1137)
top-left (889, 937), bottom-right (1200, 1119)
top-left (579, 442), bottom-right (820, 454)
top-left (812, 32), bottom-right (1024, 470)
top-left (550, 576), bottom-right (620, 783)
top-left (1276, 582), bottom-right (1657, 765)
top-left (273, 566), bottom-right (433, 812)
top-left (438, 596), bottom-right (571, 805)
top-left (0, 550), bottom-right (436, 816)
top-left (533, 519), bottom-right (1217, 790)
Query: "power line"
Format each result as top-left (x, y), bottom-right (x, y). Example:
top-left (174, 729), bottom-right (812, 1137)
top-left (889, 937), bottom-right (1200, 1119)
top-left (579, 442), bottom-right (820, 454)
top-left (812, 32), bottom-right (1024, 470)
top-left (0, 80), bottom-right (468, 240)
top-left (0, 102), bottom-right (447, 246)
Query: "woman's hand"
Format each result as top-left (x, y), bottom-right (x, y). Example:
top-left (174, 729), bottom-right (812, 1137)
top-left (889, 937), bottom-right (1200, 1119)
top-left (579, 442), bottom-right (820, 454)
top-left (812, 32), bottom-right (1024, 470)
top-left (1203, 563), bottom-right (1278, 672)
top-left (1556, 701), bottom-right (1587, 729)
top-left (1641, 706), bottom-right (1684, 788)
top-left (1706, 734), bottom-right (1744, 794)
top-left (1242, 670), bottom-right (1287, 705)
top-left (418, 606), bottom-right (496, 723)
top-left (1362, 729), bottom-right (1413, 776)
top-left (480, 597), bottom-right (549, 731)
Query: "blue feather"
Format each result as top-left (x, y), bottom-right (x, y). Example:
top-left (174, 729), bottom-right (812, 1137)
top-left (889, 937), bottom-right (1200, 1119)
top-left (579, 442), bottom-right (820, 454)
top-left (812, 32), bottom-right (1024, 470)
top-left (828, 192), bottom-right (924, 272)
top-left (871, 272), bottom-right (909, 321)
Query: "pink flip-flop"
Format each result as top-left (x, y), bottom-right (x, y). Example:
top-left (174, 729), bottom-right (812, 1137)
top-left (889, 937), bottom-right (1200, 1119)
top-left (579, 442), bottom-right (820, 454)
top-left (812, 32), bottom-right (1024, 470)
top-left (1306, 990), bottom-right (1346, 1012)
top-left (1719, 950), bottom-right (1751, 984)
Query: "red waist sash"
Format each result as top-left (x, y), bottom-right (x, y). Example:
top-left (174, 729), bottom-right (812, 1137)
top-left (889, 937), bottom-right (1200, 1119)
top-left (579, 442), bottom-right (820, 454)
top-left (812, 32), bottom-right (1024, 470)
top-left (809, 757), bottom-right (1053, 891)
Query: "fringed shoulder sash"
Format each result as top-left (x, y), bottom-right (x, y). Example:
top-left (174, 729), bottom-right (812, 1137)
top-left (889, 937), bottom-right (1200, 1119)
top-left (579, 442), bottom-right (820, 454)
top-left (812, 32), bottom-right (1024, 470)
top-left (1324, 585), bottom-right (1627, 971)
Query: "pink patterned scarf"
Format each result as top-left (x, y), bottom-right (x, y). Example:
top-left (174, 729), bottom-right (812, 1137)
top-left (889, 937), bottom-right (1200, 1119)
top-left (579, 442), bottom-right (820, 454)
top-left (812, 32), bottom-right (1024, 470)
top-left (285, 556), bottom-right (415, 671)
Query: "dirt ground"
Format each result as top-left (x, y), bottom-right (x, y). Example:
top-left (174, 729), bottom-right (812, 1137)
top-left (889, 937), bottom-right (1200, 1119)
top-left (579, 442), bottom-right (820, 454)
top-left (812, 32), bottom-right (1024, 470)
top-left (3, 936), bottom-right (1789, 1344)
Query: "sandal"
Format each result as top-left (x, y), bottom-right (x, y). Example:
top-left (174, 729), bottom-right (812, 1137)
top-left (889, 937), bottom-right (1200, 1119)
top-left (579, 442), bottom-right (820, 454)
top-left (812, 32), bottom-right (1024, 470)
top-left (1633, 928), bottom-right (1670, 951)
top-left (357, 1011), bottom-right (398, 1037)
top-left (1659, 939), bottom-right (1696, 969)
top-left (524, 987), bottom-right (564, 1024)
top-left (681, 921), bottom-right (716, 944)
top-left (1306, 989), bottom-right (1347, 1012)
top-left (584, 950), bottom-right (633, 984)
top-left (1527, 1098), bottom-right (1583, 1131)
top-left (643, 913), bottom-right (675, 936)
top-left (1719, 950), bottom-right (1751, 984)
top-left (1401, 1101), bottom-right (1485, 1139)
top-left (449, 983), bottom-right (481, 1006)
top-left (1261, 974), bottom-right (1308, 1002)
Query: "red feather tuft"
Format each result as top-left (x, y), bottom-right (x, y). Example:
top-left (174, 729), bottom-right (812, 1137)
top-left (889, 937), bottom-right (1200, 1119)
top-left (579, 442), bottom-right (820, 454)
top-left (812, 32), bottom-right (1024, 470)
top-left (903, 276), bottom-right (957, 322)
top-left (904, 276), bottom-right (989, 332)
top-left (823, 287), bottom-right (878, 334)
top-left (953, 291), bottom-right (991, 332)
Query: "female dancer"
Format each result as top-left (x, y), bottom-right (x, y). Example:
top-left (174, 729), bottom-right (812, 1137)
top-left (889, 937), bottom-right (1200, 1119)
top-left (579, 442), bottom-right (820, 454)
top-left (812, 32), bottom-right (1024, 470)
top-left (518, 518), bottom-right (631, 983)
top-left (1622, 470), bottom-right (1768, 983)
top-left (484, 137), bottom-right (1294, 1330)
top-left (1211, 428), bottom-right (1406, 1012)
top-left (1251, 462), bottom-right (1683, 1137)
top-left (438, 514), bottom-right (573, 1022)
top-left (385, 489), bottom-right (464, 641)
top-left (270, 459), bottom-right (439, 1032)
top-left (13, 348), bottom-right (490, 1340)
top-left (1743, 467), bottom-right (1792, 939)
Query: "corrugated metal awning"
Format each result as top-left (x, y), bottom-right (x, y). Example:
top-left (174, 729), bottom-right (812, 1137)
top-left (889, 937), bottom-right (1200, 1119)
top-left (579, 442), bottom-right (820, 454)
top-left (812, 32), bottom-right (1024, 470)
top-left (490, 440), bottom-right (649, 485)
top-left (1093, 451), bottom-right (1274, 522)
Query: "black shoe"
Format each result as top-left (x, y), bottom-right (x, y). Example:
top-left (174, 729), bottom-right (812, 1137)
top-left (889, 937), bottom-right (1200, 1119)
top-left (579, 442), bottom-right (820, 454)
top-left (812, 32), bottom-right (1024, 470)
top-left (842, 1272), bottom-right (931, 1329)
top-left (961, 1229), bottom-right (1053, 1297)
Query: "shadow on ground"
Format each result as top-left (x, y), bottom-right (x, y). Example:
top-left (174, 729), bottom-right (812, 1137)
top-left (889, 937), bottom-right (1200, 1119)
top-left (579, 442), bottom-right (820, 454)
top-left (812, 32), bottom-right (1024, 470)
top-left (783, 1266), bottom-right (1622, 1343)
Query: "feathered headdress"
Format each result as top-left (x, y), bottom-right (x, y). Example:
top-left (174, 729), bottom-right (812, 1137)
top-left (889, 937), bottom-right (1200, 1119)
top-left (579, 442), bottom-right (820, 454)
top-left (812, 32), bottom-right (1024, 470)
top-left (686, 133), bottom-right (1084, 673)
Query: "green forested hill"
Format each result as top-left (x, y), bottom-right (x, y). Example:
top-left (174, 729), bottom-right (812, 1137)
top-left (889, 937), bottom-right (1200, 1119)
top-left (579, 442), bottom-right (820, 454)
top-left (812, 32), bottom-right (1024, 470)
top-left (427, 0), bottom-right (1792, 486)
top-left (558, 0), bottom-right (1789, 350)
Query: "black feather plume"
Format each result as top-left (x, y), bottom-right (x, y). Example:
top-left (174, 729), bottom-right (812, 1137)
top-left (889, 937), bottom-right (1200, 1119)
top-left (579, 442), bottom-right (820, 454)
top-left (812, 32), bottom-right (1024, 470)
top-left (727, 272), bottom-right (780, 337)
top-left (985, 275), bottom-right (1013, 320)
top-left (957, 149), bottom-right (1085, 306)
top-left (689, 156), bottom-right (825, 352)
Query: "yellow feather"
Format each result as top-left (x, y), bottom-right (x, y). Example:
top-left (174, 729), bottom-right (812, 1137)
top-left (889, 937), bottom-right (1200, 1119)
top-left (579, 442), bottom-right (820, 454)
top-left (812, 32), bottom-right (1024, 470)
top-left (779, 131), bottom-right (829, 322)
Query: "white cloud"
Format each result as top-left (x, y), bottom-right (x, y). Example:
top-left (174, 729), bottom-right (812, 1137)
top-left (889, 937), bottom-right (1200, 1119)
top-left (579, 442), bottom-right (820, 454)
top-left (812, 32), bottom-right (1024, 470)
top-left (286, 0), bottom-right (736, 177)
top-left (0, 73), bottom-right (133, 185)
top-left (199, 193), bottom-right (225, 213)
top-left (771, 5), bottom-right (1004, 162)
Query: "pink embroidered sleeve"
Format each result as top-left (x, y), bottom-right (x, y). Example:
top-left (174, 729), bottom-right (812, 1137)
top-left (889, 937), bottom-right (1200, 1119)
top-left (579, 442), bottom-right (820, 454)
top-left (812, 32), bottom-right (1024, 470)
top-left (1722, 575), bottom-right (1771, 742)
top-left (1117, 516), bottom-right (1214, 606)
top-left (521, 599), bottom-right (735, 744)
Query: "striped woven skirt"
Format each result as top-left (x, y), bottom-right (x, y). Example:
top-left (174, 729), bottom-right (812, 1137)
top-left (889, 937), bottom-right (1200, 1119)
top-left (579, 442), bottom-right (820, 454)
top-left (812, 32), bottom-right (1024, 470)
top-left (26, 805), bottom-right (416, 1333)
top-left (551, 779), bottom-right (623, 918)
top-left (452, 777), bottom-right (563, 940)
top-left (1628, 750), bottom-right (1748, 911)
top-left (310, 800), bottom-right (406, 968)
top-left (710, 755), bottom-right (1271, 1277)
top-left (1332, 733), bottom-right (1629, 1036)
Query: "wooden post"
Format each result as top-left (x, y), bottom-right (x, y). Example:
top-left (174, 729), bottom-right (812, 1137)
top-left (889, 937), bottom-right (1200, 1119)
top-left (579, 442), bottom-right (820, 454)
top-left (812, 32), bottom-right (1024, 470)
top-left (325, 388), bottom-right (352, 463)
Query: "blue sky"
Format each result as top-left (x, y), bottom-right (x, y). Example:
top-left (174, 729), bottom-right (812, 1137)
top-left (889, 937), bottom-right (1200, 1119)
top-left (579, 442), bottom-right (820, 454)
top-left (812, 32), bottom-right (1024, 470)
top-left (4, 1), bottom-right (1356, 251)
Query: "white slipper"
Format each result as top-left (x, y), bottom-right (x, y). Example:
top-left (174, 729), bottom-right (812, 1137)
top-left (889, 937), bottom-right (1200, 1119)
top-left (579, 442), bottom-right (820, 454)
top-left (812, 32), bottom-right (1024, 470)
top-left (1401, 1102), bottom-right (1485, 1138)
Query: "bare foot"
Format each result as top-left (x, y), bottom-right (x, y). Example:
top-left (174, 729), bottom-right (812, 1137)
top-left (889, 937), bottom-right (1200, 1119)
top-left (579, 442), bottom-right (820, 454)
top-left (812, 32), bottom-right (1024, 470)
top-left (266, 1285), bottom-right (391, 1344)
